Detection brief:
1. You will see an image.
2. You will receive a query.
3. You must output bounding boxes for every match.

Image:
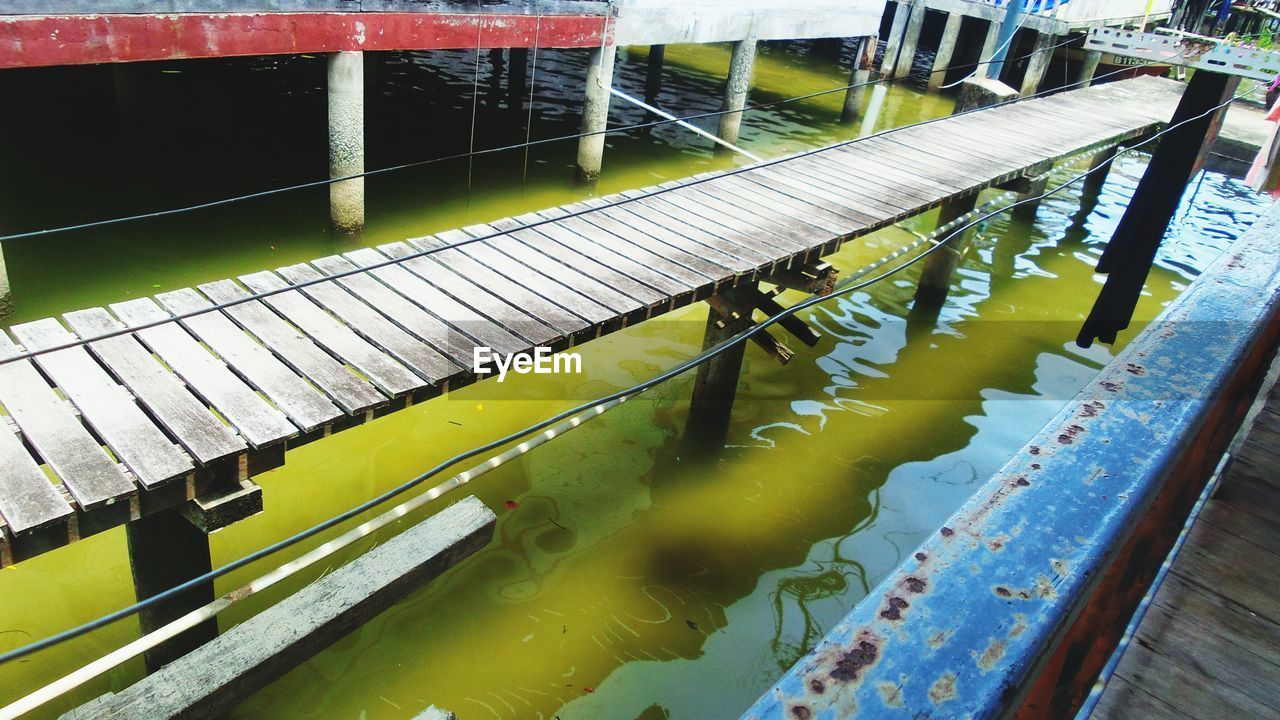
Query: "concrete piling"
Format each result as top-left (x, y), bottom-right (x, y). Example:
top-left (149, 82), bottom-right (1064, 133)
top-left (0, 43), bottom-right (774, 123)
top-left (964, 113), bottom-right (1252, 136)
top-left (716, 37), bottom-right (758, 150)
top-left (328, 50), bottom-right (365, 235)
top-left (646, 44), bottom-right (665, 103)
top-left (841, 36), bottom-right (876, 124)
top-left (880, 2), bottom-right (910, 77)
top-left (127, 509), bottom-right (218, 673)
top-left (1078, 49), bottom-right (1103, 88)
top-left (930, 12), bottom-right (964, 90)
top-left (1012, 160), bottom-right (1053, 222)
top-left (891, 0), bottom-right (926, 80)
top-left (1019, 32), bottom-right (1056, 96)
top-left (979, 20), bottom-right (1001, 74)
top-left (576, 44), bottom-right (617, 184)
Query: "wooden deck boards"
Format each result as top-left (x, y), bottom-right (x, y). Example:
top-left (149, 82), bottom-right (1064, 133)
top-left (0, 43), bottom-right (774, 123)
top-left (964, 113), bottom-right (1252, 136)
top-left (1091, 379), bottom-right (1280, 720)
top-left (0, 76), bottom-right (1184, 564)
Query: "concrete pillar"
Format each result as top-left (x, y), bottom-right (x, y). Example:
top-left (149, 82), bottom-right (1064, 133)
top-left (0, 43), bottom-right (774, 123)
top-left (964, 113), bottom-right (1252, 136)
top-left (1012, 160), bottom-right (1053, 222)
top-left (716, 37), bottom-right (758, 150)
top-left (914, 193), bottom-right (979, 311)
top-left (979, 19), bottom-right (1001, 71)
top-left (1078, 49), bottom-right (1103, 88)
top-left (328, 51), bottom-right (364, 235)
top-left (892, 1), bottom-right (926, 80)
top-left (0, 243), bottom-right (11, 319)
top-left (1019, 32), bottom-right (1057, 96)
top-left (576, 44), bottom-right (616, 184)
top-left (841, 36), bottom-right (876, 124)
top-left (1082, 145), bottom-right (1118, 200)
top-left (645, 44), bottom-right (665, 103)
top-left (929, 12), bottom-right (964, 90)
top-left (127, 508), bottom-right (217, 673)
top-left (880, 2), bottom-right (910, 76)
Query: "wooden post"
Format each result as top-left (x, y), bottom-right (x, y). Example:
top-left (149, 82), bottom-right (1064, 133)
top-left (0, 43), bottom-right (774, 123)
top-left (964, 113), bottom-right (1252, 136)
top-left (913, 192), bottom-right (980, 311)
top-left (328, 50), bottom-right (364, 234)
top-left (880, 1), bottom-right (911, 76)
top-left (1081, 145), bottom-right (1118, 201)
top-left (1012, 160), bottom-right (1054, 222)
top-left (930, 12), bottom-right (964, 90)
top-left (716, 37), bottom-right (758, 150)
top-left (892, 0), bottom-right (926, 80)
top-left (645, 44), bottom-right (665, 104)
top-left (576, 44), bottom-right (616, 184)
top-left (1019, 32), bottom-right (1056, 96)
top-left (126, 508), bottom-right (218, 673)
top-left (1081, 71), bottom-right (1240, 347)
top-left (841, 36), bottom-right (875, 124)
top-left (1078, 49), bottom-right (1103, 88)
top-left (687, 285), bottom-right (756, 447)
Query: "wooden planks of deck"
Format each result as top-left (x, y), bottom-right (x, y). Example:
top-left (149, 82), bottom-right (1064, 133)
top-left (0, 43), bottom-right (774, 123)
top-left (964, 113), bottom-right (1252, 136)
top-left (0, 76), bottom-right (1184, 565)
top-left (1090, 376), bottom-right (1280, 720)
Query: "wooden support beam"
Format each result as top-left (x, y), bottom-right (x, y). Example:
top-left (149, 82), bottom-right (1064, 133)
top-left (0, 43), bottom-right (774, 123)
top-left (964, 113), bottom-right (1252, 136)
top-left (70, 497), bottom-right (496, 720)
top-left (1081, 71), bottom-right (1240, 347)
top-left (766, 261), bottom-right (838, 296)
top-left (1012, 159), bottom-right (1054, 222)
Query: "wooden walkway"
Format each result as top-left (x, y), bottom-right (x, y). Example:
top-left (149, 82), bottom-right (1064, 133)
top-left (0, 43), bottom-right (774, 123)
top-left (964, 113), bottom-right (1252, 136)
top-left (1090, 373), bottom-right (1280, 719)
top-left (0, 76), bottom-right (1182, 565)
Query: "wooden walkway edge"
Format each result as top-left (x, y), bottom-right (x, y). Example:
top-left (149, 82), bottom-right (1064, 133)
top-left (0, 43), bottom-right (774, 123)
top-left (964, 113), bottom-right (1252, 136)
top-left (0, 76), bottom-right (1185, 565)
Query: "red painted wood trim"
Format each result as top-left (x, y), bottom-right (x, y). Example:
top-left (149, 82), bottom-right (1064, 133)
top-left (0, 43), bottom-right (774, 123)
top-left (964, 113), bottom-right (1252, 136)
top-left (0, 12), bottom-right (611, 68)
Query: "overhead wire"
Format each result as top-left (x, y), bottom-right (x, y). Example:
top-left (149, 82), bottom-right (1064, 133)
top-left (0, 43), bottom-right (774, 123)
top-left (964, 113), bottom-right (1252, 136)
top-left (0, 48), bottom-right (1249, 670)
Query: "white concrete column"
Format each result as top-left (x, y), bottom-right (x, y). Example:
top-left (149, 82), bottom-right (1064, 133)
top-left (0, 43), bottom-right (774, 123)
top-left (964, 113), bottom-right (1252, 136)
top-left (929, 12), bottom-right (964, 90)
top-left (0, 242), bottom-right (11, 319)
top-left (1078, 49), bottom-right (1103, 88)
top-left (1020, 32), bottom-right (1056, 96)
top-left (880, 2), bottom-right (910, 76)
top-left (892, 0), bottom-right (926, 80)
top-left (716, 37), bottom-right (758, 149)
top-left (979, 19), bottom-right (1000, 71)
top-left (328, 51), bottom-right (365, 235)
top-left (576, 44), bottom-right (617, 183)
top-left (841, 36), bottom-right (876, 124)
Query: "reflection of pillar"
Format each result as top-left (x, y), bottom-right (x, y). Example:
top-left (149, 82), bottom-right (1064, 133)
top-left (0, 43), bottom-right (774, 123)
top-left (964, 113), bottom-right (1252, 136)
top-left (1020, 32), bottom-right (1057, 96)
top-left (716, 37), bottom-right (758, 150)
top-left (328, 51), bottom-right (365, 234)
top-left (892, 1), bottom-right (926, 80)
top-left (913, 193), bottom-right (979, 311)
top-left (576, 45), bottom-right (616, 183)
top-left (646, 44), bottom-right (665, 103)
top-left (509, 47), bottom-right (529, 113)
top-left (127, 508), bottom-right (217, 673)
top-left (929, 13), bottom-right (964, 90)
top-left (1078, 49), bottom-right (1102, 88)
top-left (841, 36), bottom-right (876, 124)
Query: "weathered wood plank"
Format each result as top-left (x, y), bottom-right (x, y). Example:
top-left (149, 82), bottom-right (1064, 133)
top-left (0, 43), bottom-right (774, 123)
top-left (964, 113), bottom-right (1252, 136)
top-left (157, 287), bottom-right (347, 429)
top-left (10, 319), bottom-right (194, 489)
top-left (0, 332), bottom-right (135, 511)
top-left (0, 415), bottom-right (71, 534)
top-left (110, 298), bottom-right (295, 448)
top-left (66, 496), bottom-right (497, 720)
top-left (62, 308), bottom-right (247, 465)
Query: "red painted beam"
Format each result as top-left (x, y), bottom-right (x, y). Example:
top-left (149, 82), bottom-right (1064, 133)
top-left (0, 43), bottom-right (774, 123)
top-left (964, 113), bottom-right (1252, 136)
top-left (0, 12), bottom-right (612, 68)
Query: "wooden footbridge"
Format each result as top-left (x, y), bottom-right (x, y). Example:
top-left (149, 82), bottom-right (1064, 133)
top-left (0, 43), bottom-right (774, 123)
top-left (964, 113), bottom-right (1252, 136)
top-left (0, 76), bottom-right (1184, 568)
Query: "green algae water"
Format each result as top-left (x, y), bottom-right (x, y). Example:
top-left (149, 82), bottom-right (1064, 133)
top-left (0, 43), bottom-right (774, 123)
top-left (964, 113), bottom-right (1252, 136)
top-left (0, 40), bottom-right (1270, 719)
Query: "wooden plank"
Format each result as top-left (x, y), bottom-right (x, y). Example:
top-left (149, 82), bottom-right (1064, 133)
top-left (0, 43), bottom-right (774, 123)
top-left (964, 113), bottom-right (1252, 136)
top-left (1091, 675), bottom-right (1194, 720)
top-left (236, 271), bottom-right (425, 398)
top-left (309, 254), bottom-right (476, 369)
top-left (417, 231), bottom-right (591, 339)
top-left (344, 246), bottom-right (528, 357)
top-left (377, 241), bottom-right (561, 347)
top-left (696, 174), bottom-right (848, 237)
top-left (559, 201), bottom-right (739, 283)
top-left (608, 192), bottom-right (785, 269)
top-left (274, 262), bottom-right (461, 382)
top-left (10, 319), bottom-right (194, 489)
top-left (0, 332), bottom-right (135, 511)
top-left (110, 298), bottom-right (295, 449)
top-left (446, 225), bottom-right (620, 325)
top-left (67, 496), bottom-right (497, 720)
top-left (639, 187), bottom-right (814, 260)
top-left (660, 184), bottom-right (832, 257)
top-left (488, 216), bottom-right (671, 312)
top-left (156, 287), bottom-right (350, 425)
top-left (62, 308), bottom-right (246, 465)
top-left (0, 413), bottom-right (71, 534)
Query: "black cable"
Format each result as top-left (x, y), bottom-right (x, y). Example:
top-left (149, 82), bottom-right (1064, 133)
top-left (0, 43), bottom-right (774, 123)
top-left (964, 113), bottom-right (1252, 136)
top-left (0, 64), bottom-right (1250, 669)
top-left (0, 43), bottom-right (1185, 369)
top-left (0, 35), bottom-right (1079, 244)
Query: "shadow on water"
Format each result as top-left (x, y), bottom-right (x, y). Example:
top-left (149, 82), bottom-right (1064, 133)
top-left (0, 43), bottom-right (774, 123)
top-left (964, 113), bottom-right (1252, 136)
top-left (0, 38), bottom-right (1272, 720)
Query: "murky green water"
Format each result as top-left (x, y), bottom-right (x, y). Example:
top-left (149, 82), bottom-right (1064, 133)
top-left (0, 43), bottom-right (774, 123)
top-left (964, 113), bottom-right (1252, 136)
top-left (0, 40), bottom-right (1269, 720)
